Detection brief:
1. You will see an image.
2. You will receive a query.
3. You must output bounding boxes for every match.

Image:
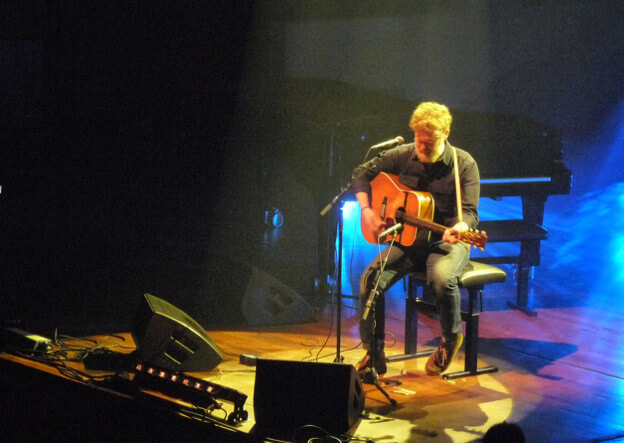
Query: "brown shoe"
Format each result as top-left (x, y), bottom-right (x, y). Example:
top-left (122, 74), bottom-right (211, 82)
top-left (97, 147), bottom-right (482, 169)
top-left (357, 350), bottom-right (387, 376)
top-left (425, 333), bottom-right (463, 376)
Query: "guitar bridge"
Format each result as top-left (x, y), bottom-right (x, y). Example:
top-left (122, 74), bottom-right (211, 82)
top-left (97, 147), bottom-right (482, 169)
top-left (380, 196), bottom-right (387, 220)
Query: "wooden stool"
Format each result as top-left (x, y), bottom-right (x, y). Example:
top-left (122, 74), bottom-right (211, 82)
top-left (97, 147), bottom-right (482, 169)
top-left (387, 261), bottom-right (507, 379)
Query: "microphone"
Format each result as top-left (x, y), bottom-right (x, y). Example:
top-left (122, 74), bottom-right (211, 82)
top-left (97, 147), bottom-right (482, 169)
top-left (370, 136), bottom-right (404, 151)
top-left (378, 223), bottom-right (403, 239)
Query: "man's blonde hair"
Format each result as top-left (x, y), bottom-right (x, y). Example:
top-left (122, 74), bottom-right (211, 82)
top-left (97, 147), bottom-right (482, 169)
top-left (409, 101), bottom-right (452, 138)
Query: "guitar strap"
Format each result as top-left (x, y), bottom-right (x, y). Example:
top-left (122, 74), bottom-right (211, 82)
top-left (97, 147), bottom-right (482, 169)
top-left (452, 146), bottom-right (463, 224)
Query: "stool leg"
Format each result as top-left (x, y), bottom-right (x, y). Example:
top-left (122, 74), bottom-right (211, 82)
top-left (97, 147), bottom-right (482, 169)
top-left (465, 289), bottom-right (479, 373)
top-left (387, 282), bottom-right (435, 363)
top-left (405, 294), bottom-right (417, 355)
top-left (443, 288), bottom-right (498, 380)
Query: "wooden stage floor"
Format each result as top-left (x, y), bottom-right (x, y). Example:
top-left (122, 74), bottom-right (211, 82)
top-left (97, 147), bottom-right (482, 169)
top-left (203, 295), bottom-right (624, 443)
top-left (5, 279), bottom-right (623, 443)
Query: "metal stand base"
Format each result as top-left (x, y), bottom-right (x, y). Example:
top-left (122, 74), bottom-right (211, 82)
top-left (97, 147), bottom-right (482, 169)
top-left (360, 368), bottom-right (401, 406)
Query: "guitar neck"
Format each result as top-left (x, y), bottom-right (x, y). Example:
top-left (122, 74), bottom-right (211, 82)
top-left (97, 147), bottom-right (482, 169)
top-left (397, 209), bottom-right (447, 234)
top-left (396, 209), bottom-right (487, 249)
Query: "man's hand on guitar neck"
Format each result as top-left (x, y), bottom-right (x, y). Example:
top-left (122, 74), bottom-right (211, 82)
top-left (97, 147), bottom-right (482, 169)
top-left (443, 221), bottom-right (469, 244)
top-left (361, 206), bottom-right (386, 239)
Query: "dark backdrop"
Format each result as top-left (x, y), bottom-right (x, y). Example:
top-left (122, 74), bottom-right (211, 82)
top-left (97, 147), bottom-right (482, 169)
top-left (1, 1), bottom-right (623, 333)
top-left (1, 2), bottom-right (256, 331)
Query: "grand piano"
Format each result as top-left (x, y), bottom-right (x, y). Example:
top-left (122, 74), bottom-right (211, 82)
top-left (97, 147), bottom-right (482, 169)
top-left (329, 110), bottom-right (573, 315)
top-left (452, 112), bottom-right (573, 314)
top-left (454, 112), bottom-right (573, 224)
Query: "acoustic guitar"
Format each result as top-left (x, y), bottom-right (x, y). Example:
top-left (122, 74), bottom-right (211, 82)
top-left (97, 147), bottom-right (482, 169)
top-left (361, 172), bottom-right (487, 249)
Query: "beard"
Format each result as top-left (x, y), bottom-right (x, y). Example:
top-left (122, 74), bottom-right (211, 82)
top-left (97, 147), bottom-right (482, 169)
top-left (416, 145), bottom-right (444, 163)
top-left (416, 150), bottom-right (434, 163)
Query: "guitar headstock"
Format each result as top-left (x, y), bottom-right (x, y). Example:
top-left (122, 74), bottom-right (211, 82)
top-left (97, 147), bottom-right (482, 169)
top-left (460, 229), bottom-right (488, 250)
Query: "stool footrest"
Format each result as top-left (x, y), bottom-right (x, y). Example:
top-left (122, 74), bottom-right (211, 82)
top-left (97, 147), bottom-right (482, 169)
top-left (443, 365), bottom-right (498, 380)
top-left (386, 350), bottom-right (434, 362)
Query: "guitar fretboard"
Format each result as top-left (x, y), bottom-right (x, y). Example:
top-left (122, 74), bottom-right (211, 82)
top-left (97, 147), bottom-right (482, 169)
top-left (396, 209), bottom-right (446, 234)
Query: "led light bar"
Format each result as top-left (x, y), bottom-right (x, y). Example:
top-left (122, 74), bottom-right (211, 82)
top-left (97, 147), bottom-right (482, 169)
top-left (133, 362), bottom-right (248, 424)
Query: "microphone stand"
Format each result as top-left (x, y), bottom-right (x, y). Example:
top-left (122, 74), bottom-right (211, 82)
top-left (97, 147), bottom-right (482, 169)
top-left (319, 156), bottom-right (380, 363)
top-left (320, 186), bottom-right (348, 363)
top-left (360, 230), bottom-right (402, 406)
top-left (318, 142), bottom-right (402, 373)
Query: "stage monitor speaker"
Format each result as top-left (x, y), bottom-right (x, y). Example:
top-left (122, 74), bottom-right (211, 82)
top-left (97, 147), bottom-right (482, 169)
top-left (253, 359), bottom-right (365, 437)
top-left (131, 293), bottom-right (224, 372)
top-left (241, 267), bottom-right (315, 326)
top-left (200, 258), bottom-right (315, 328)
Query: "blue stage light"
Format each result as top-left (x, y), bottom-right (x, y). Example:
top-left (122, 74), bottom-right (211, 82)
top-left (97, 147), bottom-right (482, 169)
top-left (264, 208), bottom-right (284, 228)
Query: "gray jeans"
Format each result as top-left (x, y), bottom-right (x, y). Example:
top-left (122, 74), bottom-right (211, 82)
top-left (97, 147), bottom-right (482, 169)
top-left (359, 239), bottom-right (469, 351)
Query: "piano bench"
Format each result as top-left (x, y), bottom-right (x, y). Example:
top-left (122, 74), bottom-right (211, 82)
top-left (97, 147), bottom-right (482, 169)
top-left (387, 261), bottom-right (507, 380)
top-left (473, 219), bottom-right (548, 316)
top-left (477, 219), bottom-right (547, 244)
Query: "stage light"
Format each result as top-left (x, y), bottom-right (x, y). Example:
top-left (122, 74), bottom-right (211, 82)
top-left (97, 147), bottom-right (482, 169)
top-left (264, 207), bottom-right (283, 227)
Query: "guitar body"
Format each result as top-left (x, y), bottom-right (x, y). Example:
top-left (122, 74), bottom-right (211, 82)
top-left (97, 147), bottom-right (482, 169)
top-left (362, 172), bottom-right (435, 247)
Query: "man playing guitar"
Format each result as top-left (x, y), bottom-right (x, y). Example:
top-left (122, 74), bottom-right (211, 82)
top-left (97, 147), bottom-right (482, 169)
top-left (353, 101), bottom-right (481, 377)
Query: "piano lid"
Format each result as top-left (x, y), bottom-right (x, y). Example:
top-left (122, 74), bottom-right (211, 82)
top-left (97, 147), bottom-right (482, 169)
top-left (450, 111), bottom-right (572, 197)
